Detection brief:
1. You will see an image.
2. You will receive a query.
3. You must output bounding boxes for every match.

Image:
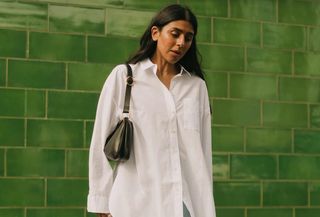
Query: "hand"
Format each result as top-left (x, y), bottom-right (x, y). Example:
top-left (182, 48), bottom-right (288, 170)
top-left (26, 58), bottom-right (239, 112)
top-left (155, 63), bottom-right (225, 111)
top-left (97, 213), bottom-right (112, 217)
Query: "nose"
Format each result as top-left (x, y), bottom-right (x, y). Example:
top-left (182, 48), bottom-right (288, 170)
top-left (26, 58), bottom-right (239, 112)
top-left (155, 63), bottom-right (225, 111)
top-left (177, 36), bottom-right (185, 48)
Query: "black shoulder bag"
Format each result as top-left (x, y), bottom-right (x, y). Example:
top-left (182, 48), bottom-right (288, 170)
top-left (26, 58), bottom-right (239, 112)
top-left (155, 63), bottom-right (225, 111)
top-left (104, 64), bottom-right (134, 162)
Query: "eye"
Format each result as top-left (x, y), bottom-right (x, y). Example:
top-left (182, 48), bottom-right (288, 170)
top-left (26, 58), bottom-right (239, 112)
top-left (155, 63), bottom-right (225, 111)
top-left (171, 30), bottom-right (179, 38)
top-left (185, 34), bottom-right (194, 42)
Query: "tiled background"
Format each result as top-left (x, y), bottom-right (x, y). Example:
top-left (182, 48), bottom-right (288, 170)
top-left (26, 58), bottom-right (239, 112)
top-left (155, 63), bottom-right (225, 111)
top-left (0, 0), bottom-right (320, 217)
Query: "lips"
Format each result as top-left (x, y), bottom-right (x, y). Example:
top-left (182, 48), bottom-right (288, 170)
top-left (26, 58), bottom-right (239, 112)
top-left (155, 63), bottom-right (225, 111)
top-left (170, 50), bottom-right (182, 56)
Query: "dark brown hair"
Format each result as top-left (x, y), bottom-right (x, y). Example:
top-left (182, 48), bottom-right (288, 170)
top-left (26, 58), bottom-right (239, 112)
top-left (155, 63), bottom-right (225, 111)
top-left (126, 4), bottom-right (204, 80)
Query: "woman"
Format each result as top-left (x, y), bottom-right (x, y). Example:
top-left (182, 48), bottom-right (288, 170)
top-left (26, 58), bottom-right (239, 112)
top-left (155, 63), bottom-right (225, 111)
top-left (87, 4), bottom-right (216, 217)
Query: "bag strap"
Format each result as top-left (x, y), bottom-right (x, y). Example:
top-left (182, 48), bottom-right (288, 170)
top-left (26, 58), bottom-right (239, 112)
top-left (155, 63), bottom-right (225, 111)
top-left (123, 64), bottom-right (133, 113)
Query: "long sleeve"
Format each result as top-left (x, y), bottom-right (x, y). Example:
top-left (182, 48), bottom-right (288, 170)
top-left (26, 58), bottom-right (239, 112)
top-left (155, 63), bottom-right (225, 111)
top-left (87, 65), bottom-right (125, 213)
top-left (201, 83), bottom-right (213, 184)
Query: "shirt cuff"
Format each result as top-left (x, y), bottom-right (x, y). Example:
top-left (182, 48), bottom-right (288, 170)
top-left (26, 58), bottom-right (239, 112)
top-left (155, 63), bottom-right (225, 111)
top-left (87, 194), bottom-right (110, 213)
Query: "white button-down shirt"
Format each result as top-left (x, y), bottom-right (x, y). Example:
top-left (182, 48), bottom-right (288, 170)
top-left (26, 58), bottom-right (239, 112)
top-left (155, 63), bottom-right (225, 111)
top-left (87, 58), bottom-right (216, 217)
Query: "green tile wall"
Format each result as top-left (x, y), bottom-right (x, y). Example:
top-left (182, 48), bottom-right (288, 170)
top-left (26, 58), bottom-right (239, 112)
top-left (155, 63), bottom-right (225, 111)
top-left (49, 5), bottom-right (105, 34)
top-left (106, 8), bottom-right (154, 37)
top-left (263, 23), bottom-right (305, 50)
top-left (230, 0), bottom-right (276, 21)
top-left (8, 60), bottom-right (65, 89)
top-left (0, 2), bottom-right (47, 30)
top-left (0, 29), bottom-right (26, 58)
top-left (0, 59), bottom-right (5, 86)
top-left (214, 19), bottom-right (260, 46)
top-left (0, 0), bottom-right (319, 216)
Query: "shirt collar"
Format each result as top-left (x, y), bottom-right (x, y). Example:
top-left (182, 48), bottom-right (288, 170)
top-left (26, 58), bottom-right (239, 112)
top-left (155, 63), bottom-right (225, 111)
top-left (140, 58), bottom-right (192, 77)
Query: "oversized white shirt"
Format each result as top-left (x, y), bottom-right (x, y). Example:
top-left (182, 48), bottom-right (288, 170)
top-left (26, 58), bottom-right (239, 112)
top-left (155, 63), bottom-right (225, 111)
top-left (87, 58), bottom-right (216, 217)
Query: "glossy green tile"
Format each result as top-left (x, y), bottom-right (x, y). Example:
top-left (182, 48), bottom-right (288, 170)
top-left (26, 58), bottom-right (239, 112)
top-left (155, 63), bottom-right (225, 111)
top-left (247, 128), bottom-right (291, 153)
top-left (0, 29), bottom-right (26, 58)
top-left (310, 105), bottom-right (320, 128)
top-left (213, 154), bottom-right (229, 179)
top-left (247, 48), bottom-right (291, 74)
top-left (294, 130), bottom-right (320, 153)
top-left (106, 8), bottom-right (153, 38)
top-left (8, 60), bottom-right (65, 89)
top-left (26, 90), bottom-right (45, 117)
top-left (27, 119), bottom-right (83, 148)
top-left (7, 148), bottom-right (65, 177)
top-left (199, 45), bottom-right (244, 71)
top-left (213, 181), bottom-right (260, 206)
top-left (263, 23), bottom-right (305, 49)
top-left (47, 179), bottom-right (87, 206)
top-left (230, 0), bottom-right (276, 21)
top-left (310, 182), bottom-right (320, 205)
top-left (214, 19), bottom-right (260, 46)
top-left (29, 32), bottom-right (85, 61)
top-left (124, 0), bottom-right (175, 10)
top-left (0, 59), bottom-right (5, 86)
top-left (67, 150), bottom-right (88, 177)
top-left (0, 149), bottom-right (3, 176)
top-left (247, 208), bottom-right (292, 217)
top-left (295, 52), bottom-right (320, 76)
top-left (216, 208), bottom-right (244, 217)
top-left (34, 0), bottom-right (123, 7)
top-left (27, 208), bottom-right (83, 217)
top-left (263, 102), bottom-right (308, 128)
top-left (0, 118), bottom-right (24, 146)
top-left (279, 0), bottom-right (320, 25)
top-left (0, 2), bottom-right (47, 30)
top-left (197, 17), bottom-right (211, 43)
top-left (280, 77), bottom-right (320, 102)
top-left (212, 99), bottom-right (260, 126)
top-left (48, 91), bottom-right (99, 119)
top-left (309, 27), bottom-right (320, 52)
top-left (212, 126), bottom-right (244, 152)
top-left (88, 35), bottom-right (138, 64)
top-left (86, 212), bottom-right (97, 217)
top-left (205, 71), bottom-right (227, 97)
top-left (231, 155), bottom-right (276, 179)
top-left (0, 89), bottom-right (25, 117)
top-left (68, 63), bottom-right (113, 91)
top-left (0, 178), bottom-right (44, 206)
top-left (0, 209), bottom-right (24, 217)
top-left (230, 74), bottom-right (276, 100)
top-left (279, 156), bottom-right (320, 179)
top-left (49, 5), bottom-right (104, 34)
top-left (263, 182), bottom-right (308, 206)
top-left (296, 208), bottom-right (320, 217)
top-left (180, 0), bottom-right (228, 17)
top-left (85, 121), bottom-right (94, 148)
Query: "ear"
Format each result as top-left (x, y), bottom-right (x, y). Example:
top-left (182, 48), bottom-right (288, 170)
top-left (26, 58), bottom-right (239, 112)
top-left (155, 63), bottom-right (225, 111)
top-left (151, 26), bottom-right (160, 41)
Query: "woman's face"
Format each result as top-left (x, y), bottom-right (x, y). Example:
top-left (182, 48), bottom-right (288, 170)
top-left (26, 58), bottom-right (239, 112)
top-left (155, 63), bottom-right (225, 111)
top-left (151, 20), bottom-right (194, 65)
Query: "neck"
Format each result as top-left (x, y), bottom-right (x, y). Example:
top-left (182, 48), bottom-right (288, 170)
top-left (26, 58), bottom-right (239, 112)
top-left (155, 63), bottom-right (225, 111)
top-left (151, 54), bottom-right (178, 76)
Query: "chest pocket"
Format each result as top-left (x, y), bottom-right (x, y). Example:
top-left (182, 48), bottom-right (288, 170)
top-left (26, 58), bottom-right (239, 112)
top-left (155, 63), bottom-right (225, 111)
top-left (183, 98), bottom-right (200, 131)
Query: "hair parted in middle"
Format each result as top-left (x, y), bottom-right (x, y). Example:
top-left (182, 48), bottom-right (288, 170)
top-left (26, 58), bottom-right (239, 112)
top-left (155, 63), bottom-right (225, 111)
top-left (127, 4), bottom-right (205, 80)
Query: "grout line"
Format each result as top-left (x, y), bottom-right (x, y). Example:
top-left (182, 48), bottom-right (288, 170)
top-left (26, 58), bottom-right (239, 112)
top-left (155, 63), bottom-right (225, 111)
top-left (105, 8), bottom-right (108, 35)
top-left (276, 154), bottom-right (279, 179)
top-left (305, 26), bottom-right (309, 51)
top-left (243, 127), bottom-right (247, 152)
top-left (291, 128), bottom-right (295, 153)
top-left (260, 22), bottom-right (263, 48)
top-left (292, 50), bottom-right (295, 75)
top-left (45, 90), bottom-right (48, 119)
top-left (211, 17), bottom-right (214, 43)
top-left (227, 0), bottom-right (231, 18)
top-left (227, 72), bottom-right (230, 98)
top-left (85, 34), bottom-right (88, 63)
top-left (65, 63), bottom-right (68, 90)
top-left (4, 148), bottom-right (7, 177)
top-left (26, 31), bottom-right (30, 58)
top-left (44, 178), bottom-right (48, 207)
top-left (84, 121), bottom-right (87, 148)
top-left (5, 58), bottom-right (8, 87)
top-left (276, 0), bottom-right (279, 23)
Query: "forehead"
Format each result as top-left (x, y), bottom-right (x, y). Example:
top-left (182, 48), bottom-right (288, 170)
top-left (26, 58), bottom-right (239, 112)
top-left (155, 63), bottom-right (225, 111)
top-left (163, 20), bottom-right (194, 33)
